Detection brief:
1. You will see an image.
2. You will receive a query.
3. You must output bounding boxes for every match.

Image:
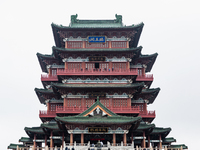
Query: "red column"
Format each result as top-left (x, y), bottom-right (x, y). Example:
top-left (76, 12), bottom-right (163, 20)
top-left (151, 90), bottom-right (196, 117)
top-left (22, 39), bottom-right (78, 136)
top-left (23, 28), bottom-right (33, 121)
top-left (109, 98), bottom-right (112, 108)
top-left (131, 132), bottom-right (133, 142)
top-left (109, 41), bottom-right (112, 48)
top-left (143, 103), bottom-right (147, 114)
top-left (159, 134), bottom-right (162, 149)
top-left (113, 133), bottom-right (116, 146)
top-left (70, 133), bottom-right (73, 146)
top-left (62, 133), bottom-right (64, 147)
top-left (65, 41), bottom-right (68, 48)
top-left (127, 98), bottom-right (131, 107)
top-left (109, 61), bottom-right (112, 70)
top-left (50, 131), bottom-right (54, 148)
top-left (45, 135), bottom-right (47, 147)
top-left (65, 62), bottom-right (68, 69)
top-left (81, 133), bottom-right (84, 145)
top-left (126, 41), bottom-right (129, 48)
top-left (142, 131), bottom-right (146, 148)
top-left (147, 135), bottom-right (150, 148)
top-left (83, 41), bottom-right (86, 48)
top-left (33, 134), bottom-right (36, 149)
top-left (142, 68), bottom-right (145, 76)
top-left (123, 133), bottom-right (127, 146)
top-left (82, 62), bottom-right (85, 70)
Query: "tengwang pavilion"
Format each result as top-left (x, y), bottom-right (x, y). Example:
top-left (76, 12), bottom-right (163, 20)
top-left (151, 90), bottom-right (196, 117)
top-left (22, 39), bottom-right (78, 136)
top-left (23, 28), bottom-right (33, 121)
top-left (8, 14), bottom-right (188, 150)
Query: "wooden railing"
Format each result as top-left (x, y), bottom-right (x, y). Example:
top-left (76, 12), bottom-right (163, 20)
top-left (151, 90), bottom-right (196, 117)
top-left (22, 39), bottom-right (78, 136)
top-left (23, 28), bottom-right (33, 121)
top-left (39, 106), bottom-right (155, 118)
top-left (136, 74), bottom-right (153, 81)
top-left (57, 68), bottom-right (138, 75)
top-left (41, 74), bottom-right (58, 81)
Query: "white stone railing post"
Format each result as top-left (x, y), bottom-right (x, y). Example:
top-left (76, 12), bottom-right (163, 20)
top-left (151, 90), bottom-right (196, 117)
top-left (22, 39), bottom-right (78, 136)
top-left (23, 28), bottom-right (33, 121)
top-left (63, 141), bottom-right (66, 150)
top-left (60, 145), bottom-right (63, 150)
top-left (132, 141), bottom-right (134, 149)
top-left (150, 145), bottom-right (153, 150)
top-left (136, 145), bottom-right (138, 150)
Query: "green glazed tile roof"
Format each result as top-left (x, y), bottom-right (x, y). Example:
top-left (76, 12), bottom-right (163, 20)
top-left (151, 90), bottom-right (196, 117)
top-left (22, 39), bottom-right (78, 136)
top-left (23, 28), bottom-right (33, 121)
top-left (24, 127), bottom-right (45, 134)
top-left (162, 137), bottom-right (176, 143)
top-left (19, 137), bottom-right (33, 143)
top-left (35, 88), bottom-right (53, 94)
top-left (151, 127), bottom-right (171, 135)
top-left (169, 144), bottom-right (188, 149)
top-left (52, 14), bottom-right (144, 29)
top-left (136, 122), bottom-right (155, 130)
top-left (8, 144), bottom-right (25, 149)
top-left (41, 122), bottom-right (59, 130)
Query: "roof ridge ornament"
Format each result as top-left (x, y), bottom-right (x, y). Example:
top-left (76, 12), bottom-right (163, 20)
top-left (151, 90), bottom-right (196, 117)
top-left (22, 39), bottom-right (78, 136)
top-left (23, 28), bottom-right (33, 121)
top-left (71, 14), bottom-right (78, 24)
top-left (115, 14), bottom-right (122, 23)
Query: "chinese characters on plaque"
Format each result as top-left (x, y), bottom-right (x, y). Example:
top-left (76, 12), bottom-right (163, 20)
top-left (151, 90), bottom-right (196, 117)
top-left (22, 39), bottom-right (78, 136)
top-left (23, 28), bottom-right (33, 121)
top-left (88, 127), bottom-right (108, 133)
top-left (88, 36), bottom-right (106, 43)
top-left (89, 56), bottom-right (106, 61)
top-left (88, 92), bottom-right (106, 98)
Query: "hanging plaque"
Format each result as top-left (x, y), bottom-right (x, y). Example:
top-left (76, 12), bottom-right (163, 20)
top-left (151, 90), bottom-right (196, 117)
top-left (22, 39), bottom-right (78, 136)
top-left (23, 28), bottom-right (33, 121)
top-left (89, 56), bottom-right (106, 61)
top-left (88, 36), bottom-right (106, 43)
top-left (88, 127), bottom-right (108, 133)
top-left (89, 92), bottom-right (106, 98)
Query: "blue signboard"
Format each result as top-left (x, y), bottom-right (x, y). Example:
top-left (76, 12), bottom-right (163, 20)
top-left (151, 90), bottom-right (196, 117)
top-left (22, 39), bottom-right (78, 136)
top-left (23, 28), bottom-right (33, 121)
top-left (88, 36), bottom-right (106, 43)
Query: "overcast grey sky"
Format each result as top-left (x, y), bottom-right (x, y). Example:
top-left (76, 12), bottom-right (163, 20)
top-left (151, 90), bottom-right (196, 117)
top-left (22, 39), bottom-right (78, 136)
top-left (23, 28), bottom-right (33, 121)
top-left (0, 0), bottom-right (199, 149)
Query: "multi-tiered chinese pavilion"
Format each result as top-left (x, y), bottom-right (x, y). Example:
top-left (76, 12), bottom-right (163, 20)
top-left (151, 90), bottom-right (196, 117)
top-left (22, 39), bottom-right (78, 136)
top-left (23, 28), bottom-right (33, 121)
top-left (8, 15), bottom-right (188, 149)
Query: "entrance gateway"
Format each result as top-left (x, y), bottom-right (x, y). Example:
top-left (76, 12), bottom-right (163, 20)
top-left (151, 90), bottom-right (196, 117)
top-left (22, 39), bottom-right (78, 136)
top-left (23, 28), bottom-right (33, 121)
top-left (8, 14), bottom-right (188, 150)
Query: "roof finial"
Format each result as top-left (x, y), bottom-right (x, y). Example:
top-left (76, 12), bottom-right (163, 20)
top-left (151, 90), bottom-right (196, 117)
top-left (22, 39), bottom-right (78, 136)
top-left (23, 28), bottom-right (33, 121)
top-left (71, 14), bottom-right (78, 24)
top-left (97, 96), bottom-right (99, 102)
top-left (115, 14), bottom-right (122, 23)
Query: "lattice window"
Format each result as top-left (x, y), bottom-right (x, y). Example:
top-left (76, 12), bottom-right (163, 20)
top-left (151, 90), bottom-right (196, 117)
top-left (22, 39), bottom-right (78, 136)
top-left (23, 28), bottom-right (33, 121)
top-left (85, 42), bottom-right (109, 48)
top-left (68, 63), bottom-right (82, 69)
top-left (67, 41), bottom-right (83, 48)
top-left (111, 41), bottom-right (126, 48)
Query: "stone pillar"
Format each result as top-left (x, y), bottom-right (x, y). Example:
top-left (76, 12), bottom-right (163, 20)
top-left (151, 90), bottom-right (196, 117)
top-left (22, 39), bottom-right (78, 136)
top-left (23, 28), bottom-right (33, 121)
top-left (50, 131), bottom-right (54, 148)
top-left (45, 135), bottom-right (47, 147)
top-left (142, 131), bottom-right (146, 148)
top-left (113, 133), bottom-right (116, 146)
top-left (81, 133), bottom-right (84, 145)
top-left (70, 133), bottom-right (73, 146)
top-left (33, 134), bottom-right (37, 149)
top-left (123, 133), bottom-right (127, 146)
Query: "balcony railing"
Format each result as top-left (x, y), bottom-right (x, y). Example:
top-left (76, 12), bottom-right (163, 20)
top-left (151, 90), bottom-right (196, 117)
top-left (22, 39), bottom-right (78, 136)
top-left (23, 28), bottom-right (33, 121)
top-left (41, 74), bottom-right (58, 81)
top-left (57, 68), bottom-right (137, 75)
top-left (39, 106), bottom-right (155, 118)
top-left (139, 110), bottom-right (155, 118)
top-left (136, 74), bottom-right (153, 81)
